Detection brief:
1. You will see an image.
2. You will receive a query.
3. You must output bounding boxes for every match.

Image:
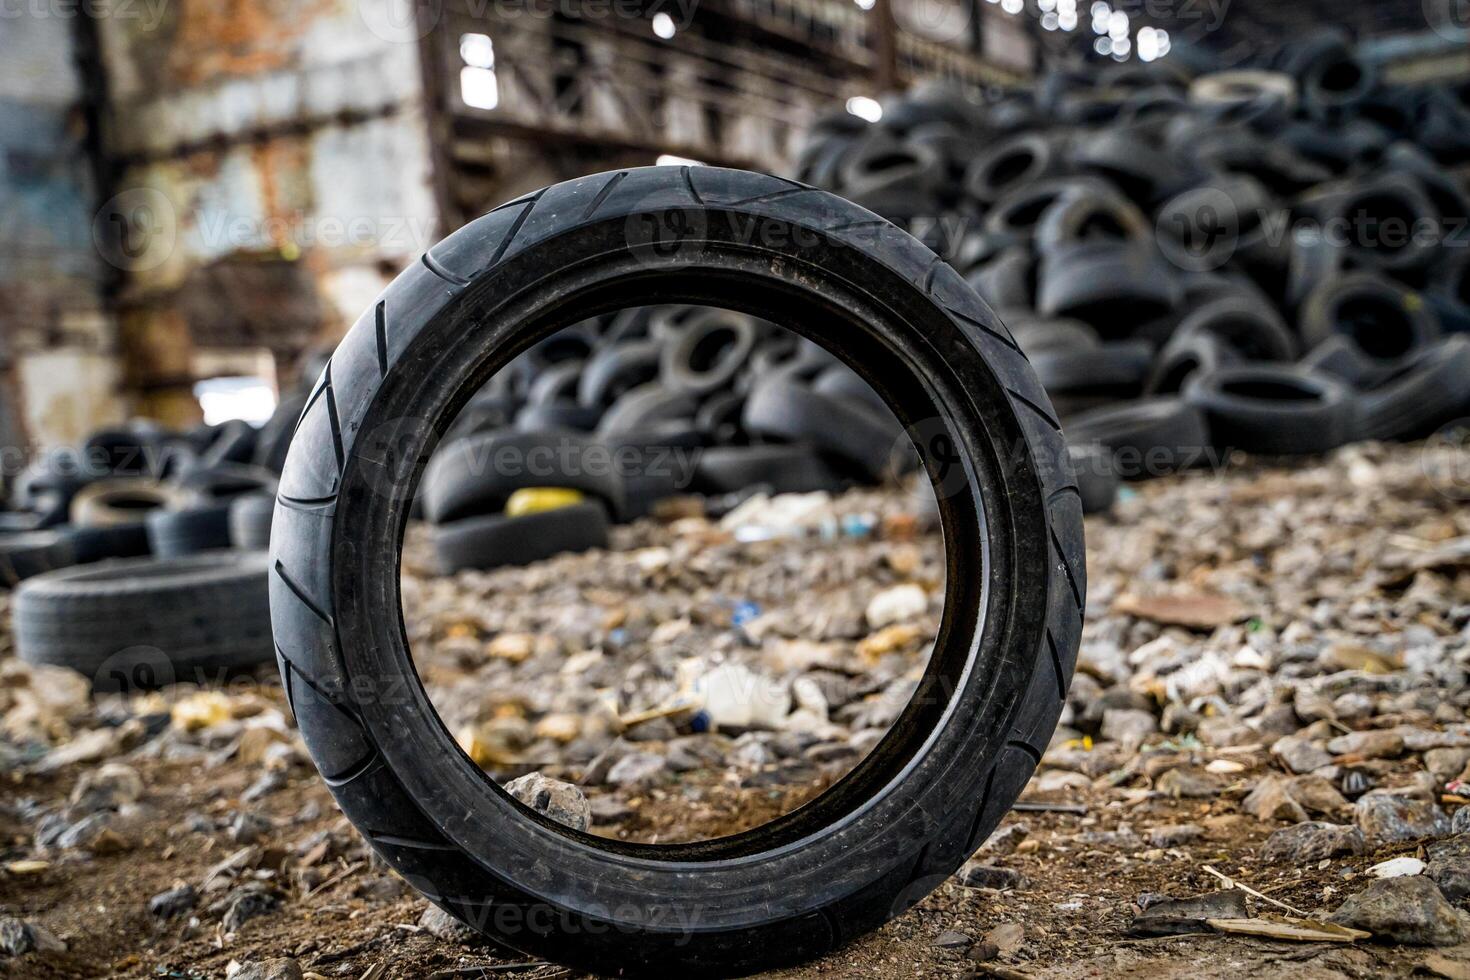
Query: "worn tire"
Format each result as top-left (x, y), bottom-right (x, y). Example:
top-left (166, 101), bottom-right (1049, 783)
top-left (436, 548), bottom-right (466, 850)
top-left (269, 167), bottom-right (1083, 976)
top-left (1357, 337), bottom-right (1470, 442)
top-left (1064, 398), bottom-right (1211, 479)
top-left (0, 531), bottom-right (75, 588)
top-left (693, 444), bottom-right (846, 495)
top-left (145, 505), bottom-right (233, 558)
top-left (420, 429), bottom-right (624, 524)
top-left (432, 502), bottom-right (610, 573)
top-left (1184, 364), bottom-right (1356, 456)
top-left (229, 493), bottom-right (275, 550)
top-left (1066, 443), bottom-right (1118, 515)
top-left (13, 551), bottom-right (272, 688)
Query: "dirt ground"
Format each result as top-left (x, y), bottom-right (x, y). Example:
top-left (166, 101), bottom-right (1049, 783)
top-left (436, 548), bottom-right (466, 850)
top-left (3, 437), bottom-right (1470, 979)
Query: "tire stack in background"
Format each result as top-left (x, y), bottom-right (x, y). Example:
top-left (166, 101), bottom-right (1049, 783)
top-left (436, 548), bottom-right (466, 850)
top-left (0, 371), bottom-right (315, 688)
top-left (794, 28), bottom-right (1470, 512)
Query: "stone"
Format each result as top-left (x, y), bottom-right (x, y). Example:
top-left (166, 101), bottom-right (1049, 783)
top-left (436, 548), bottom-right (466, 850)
top-left (1426, 748), bottom-right (1470, 783)
top-left (1271, 734), bottom-right (1333, 775)
top-left (55, 812), bottom-right (130, 853)
top-left (1428, 836), bottom-right (1470, 901)
top-left (68, 763), bottom-right (143, 814)
top-left (606, 752), bottom-right (667, 788)
top-left (1100, 708), bottom-right (1157, 747)
top-left (1155, 767), bottom-right (1221, 799)
top-left (148, 884), bottom-right (198, 920)
top-left (242, 769), bottom-right (287, 802)
top-left (982, 922), bottom-right (1024, 958)
top-left (232, 959), bottom-right (304, 980)
top-left (1112, 591), bottom-right (1249, 629)
top-left (229, 811), bottom-right (272, 845)
top-left (1259, 822), bottom-right (1365, 864)
top-left (1129, 890), bottom-right (1250, 936)
top-left (932, 929), bottom-right (970, 949)
top-left (1147, 824), bottom-right (1203, 848)
top-left (1455, 807), bottom-right (1470, 836)
top-left (1356, 794), bottom-right (1451, 845)
top-left (1330, 877), bottom-right (1467, 946)
top-left (504, 772), bottom-right (591, 832)
top-left (1244, 776), bottom-right (1308, 823)
top-left (1326, 730), bottom-right (1405, 759)
top-left (221, 885), bottom-right (281, 933)
top-left (0, 916), bottom-right (66, 956)
top-left (1288, 774), bottom-right (1352, 818)
top-left (588, 796), bottom-right (634, 824)
top-left (419, 904), bottom-right (480, 943)
top-left (959, 864), bottom-right (1025, 890)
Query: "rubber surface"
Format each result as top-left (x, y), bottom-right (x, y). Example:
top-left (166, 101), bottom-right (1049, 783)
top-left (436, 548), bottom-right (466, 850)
top-left (693, 444), bottom-right (846, 495)
top-left (1064, 398), bottom-right (1210, 478)
top-left (1184, 364), bottom-right (1356, 456)
top-left (1356, 337), bottom-right (1470, 442)
top-left (14, 551), bottom-right (273, 689)
top-left (420, 429), bottom-right (624, 524)
top-left (229, 493), bottom-right (275, 550)
top-left (145, 505), bottom-right (233, 558)
top-left (432, 502), bottom-right (611, 573)
top-left (269, 166), bottom-right (1084, 975)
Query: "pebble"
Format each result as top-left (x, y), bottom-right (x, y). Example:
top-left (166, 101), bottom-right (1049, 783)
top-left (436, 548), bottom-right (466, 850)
top-left (419, 905), bottom-right (481, 944)
top-left (1427, 836), bottom-right (1470, 901)
top-left (1356, 794), bottom-right (1452, 845)
top-left (932, 929), bottom-right (970, 949)
top-left (1330, 876), bottom-right (1468, 946)
top-left (68, 763), bottom-right (143, 814)
top-left (959, 864), bottom-right (1025, 890)
top-left (1146, 824), bottom-right (1203, 848)
top-left (1259, 822), bottom-right (1365, 863)
top-left (0, 916), bottom-right (66, 956)
top-left (148, 884), bottom-right (199, 920)
top-left (1271, 735), bottom-right (1334, 775)
top-left (504, 772), bottom-right (591, 832)
top-left (864, 584), bottom-right (927, 629)
top-left (242, 769), bottom-right (287, 802)
top-left (231, 959), bottom-right (303, 980)
top-left (1326, 730), bottom-right (1405, 760)
top-left (606, 752), bottom-right (668, 788)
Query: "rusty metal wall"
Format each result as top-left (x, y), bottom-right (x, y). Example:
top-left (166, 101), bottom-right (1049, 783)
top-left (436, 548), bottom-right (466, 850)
top-left (0, 9), bottom-right (123, 451)
top-left (95, 0), bottom-right (438, 413)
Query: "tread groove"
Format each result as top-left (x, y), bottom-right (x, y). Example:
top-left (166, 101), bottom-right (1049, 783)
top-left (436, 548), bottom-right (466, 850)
top-left (1050, 527), bottom-right (1084, 616)
top-left (729, 187), bottom-right (817, 207)
top-left (683, 165), bottom-right (704, 205)
top-left (323, 365), bottom-right (344, 475)
top-left (1009, 388), bottom-right (1063, 433)
top-left (1007, 738), bottom-right (1043, 765)
top-left (1047, 484), bottom-right (1082, 506)
top-left (368, 831), bottom-right (458, 851)
top-left (374, 300), bottom-right (388, 377)
top-left (273, 559), bottom-right (333, 625)
top-left (322, 750), bottom-right (379, 787)
top-left (276, 492), bottom-right (338, 512)
top-left (421, 251), bottom-right (470, 287)
top-left (950, 307), bottom-right (1024, 354)
top-left (1045, 629), bottom-right (1068, 701)
top-left (488, 191), bottom-right (543, 267)
top-left (582, 171), bottom-right (627, 220)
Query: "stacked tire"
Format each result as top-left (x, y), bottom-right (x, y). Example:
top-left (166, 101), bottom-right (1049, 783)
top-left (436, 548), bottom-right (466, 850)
top-left (793, 30), bottom-right (1470, 513)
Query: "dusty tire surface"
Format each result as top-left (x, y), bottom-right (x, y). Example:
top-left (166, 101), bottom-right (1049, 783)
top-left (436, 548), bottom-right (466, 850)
top-left (269, 166), bottom-right (1084, 976)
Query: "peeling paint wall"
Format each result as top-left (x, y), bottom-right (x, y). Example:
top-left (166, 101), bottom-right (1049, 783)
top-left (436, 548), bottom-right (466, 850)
top-left (96, 0), bottom-right (437, 405)
top-left (0, 9), bottom-right (122, 451)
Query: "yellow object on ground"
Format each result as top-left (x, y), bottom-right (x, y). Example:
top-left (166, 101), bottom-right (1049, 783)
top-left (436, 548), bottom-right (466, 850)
top-left (504, 486), bottom-right (585, 517)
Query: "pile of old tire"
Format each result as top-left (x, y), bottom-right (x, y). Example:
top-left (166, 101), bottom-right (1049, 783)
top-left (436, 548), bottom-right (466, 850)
top-left (416, 307), bottom-right (916, 571)
top-left (793, 29), bottom-right (1470, 514)
top-left (2, 406), bottom-right (303, 685)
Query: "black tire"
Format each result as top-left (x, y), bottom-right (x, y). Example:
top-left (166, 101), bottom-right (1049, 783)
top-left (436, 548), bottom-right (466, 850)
top-left (596, 382), bottom-right (700, 435)
top-left (513, 399), bottom-right (602, 433)
top-left (965, 132), bottom-right (1059, 203)
top-left (576, 340), bottom-right (662, 407)
top-left (525, 359), bottom-right (585, 406)
top-left (1356, 337), bottom-right (1470, 442)
top-left (811, 363), bottom-right (889, 416)
top-left (1064, 398), bottom-right (1211, 479)
top-left (146, 504), bottom-right (233, 558)
top-left (965, 247), bottom-right (1035, 311)
top-left (661, 309), bottom-right (758, 395)
top-left (693, 444), bottom-right (846, 495)
top-left (1035, 241), bottom-right (1181, 328)
top-left (1067, 443), bottom-right (1119, 515)
top-left (198, 418), bottom-right (259, 469)
top-left (1183, 364), bottom-right (1356, 456)
top-left (1146, 330), bottom-right (1239, 395)
top-left (0, 531), bottom-right (75, 588)
top-left (253, 391), bottom-right (309, 473)
top-left (229, 493), bottom-right (275, 550)
top-left (61, 522), bottom-right (152, 565)
top-left (1300, 272), bottom-right (1439, 360)
top-left (599, 425), bottom-right (704, 521)
top-left (174, 463), bottom-right (279, 504)
top-left (1032, 340), bottom-right (1153, 399)
top-left (1299, 336), bottom-right (1394, 389)
top-left (1033, 184), bottom-right (1150, 250)
top-left (1173, 295), bottom-right (1297, 362)
top-left (1008, 317), bottom-right (1101, 358)
top-left (269, 166), bottom-right (1083, 976)
top-left (13, 551), bottom-right (272, 689)
top-left (743, 374), bottom-right (914, 481)
top-left (71, 479), bottom-right (187, 528)
top-left (432, 502), bottom-right (610, 573)
top-left (420, 429), bottom-right (624, 524)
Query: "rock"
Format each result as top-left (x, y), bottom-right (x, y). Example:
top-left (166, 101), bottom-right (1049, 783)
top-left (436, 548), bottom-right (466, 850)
top-left (1244, 775), bottom-right (1308, 823)
top-left (1112, 591), bottom-right (1249, 630)
top-left (1326, 730), bottom-right (1405, 759)
top-left (242, 769), bottom-right (287, 802)
top-left (979, 823), bottom-right (1030, 857)
top-left (932, 929), bottom-right (970, 949)
top-left (1357, 794), bottom-right (1451, 845)
top-left (959, 864), bottom-right (1025, 890)
top-left (229, 811), bottom-right (272, 845)
top-left (1155, 767), bottom-right (1221, 799)
top-left (148, 884), bottom-right (198, 920)
top-left (1455, 807), bottom-right (1470, 836)
top-left (981, 921), bottom-right (1024, 958)
top-left (1330, 876), bottom-right (1467, 946)
top-left (1100, 708), bottom-right (1157, 747)
top-left (55, 812), bottom-right (130, 853)
top-left (1147, 824), bottom-right (1203, 848)
top-left (864, 584), bottom-right (928, 628)
top-left (1428, 836), bottom-right (1470, 901)
top-left (1271, 734), bottom-right (1334, 774)
top-left (1425, 748), bottom-right (1470, 783)
top-left (221, 885), bottom-right (281, 932)
top-left (32, 727), bottom-right (120, 773)
top-left (68, 763), bottom-right (143, 814)
top-left (1288, 774), bottom-right (1352, 818)
top-left (231, 959), bottom-right (304, 980)
top-left (588, 795), bottom-right (634, 824)
top-left (504, 772), bottom-right (591, 832)
top-left (622, 716), bottom-right (678, 742)
top-left (0, 916), bottom-right (65, 955)
top-left (606, 752), bottom-right (667, 788)
top-left (1259, 822), bottom-right (1365, 864)
top-left (419, 904), bottom-right (480, 944)
top-left (1129, 890), bottom-right (1249, 936)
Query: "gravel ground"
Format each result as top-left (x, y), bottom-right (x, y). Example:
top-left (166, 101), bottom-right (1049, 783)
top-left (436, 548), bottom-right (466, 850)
top-left (2, 437), bottom-right (1470, 979)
